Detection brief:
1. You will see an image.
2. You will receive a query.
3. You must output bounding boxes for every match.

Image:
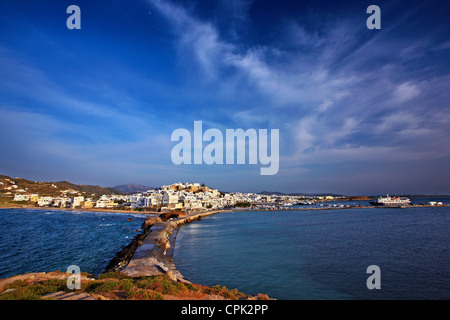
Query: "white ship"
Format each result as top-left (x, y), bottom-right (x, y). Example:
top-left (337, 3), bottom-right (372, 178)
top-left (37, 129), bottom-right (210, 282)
top-left (369, 195), bottom-right (411, 207)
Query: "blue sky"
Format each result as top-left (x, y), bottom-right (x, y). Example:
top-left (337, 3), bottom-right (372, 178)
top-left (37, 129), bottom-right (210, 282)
top-left (0, 0), bottom-right (449, 195)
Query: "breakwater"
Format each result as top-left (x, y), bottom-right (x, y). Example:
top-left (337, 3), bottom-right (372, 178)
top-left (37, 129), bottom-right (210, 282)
top-left (105, 210), bottom-right (227, 282)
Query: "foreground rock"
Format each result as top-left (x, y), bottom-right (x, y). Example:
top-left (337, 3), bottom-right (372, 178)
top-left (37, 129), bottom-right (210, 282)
top-left (0, 271), bottom-right (93, 292)
top-left (0, 272), bottom-right (273, 300)
top-left (42, 291), bottom-right (96, 300)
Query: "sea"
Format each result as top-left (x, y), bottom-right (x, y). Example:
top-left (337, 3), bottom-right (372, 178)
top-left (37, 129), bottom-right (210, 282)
top-left (0, 209), bottom-right (147, 278)
top-left (0, 198), bottom-right (449, 299)
top-left (173, 197), bottom-right (450, 300)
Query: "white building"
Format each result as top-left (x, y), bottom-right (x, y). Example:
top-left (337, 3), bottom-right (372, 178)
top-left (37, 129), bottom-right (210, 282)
top-left (13, 194), bottom-right (30, 201)
top-left (143, 193), bottom-right (163, 207)
top-left (71, 196), bottom-right (85, 208)
top-left (130, 194), bottom-right (145, 208)
top-left (38, 197), bottom-right (53, 207)
top-left (162, 191), bottom-right (179, 206)
top-left (183, 199), bottom-right (203, 210)
top-left (96, 199), bottom-right (109, 208)
top-left (53, 197), bottom-right (70, 207)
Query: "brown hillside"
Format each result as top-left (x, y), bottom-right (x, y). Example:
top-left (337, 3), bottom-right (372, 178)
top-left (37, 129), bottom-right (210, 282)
top-left (0, 174), bottom-right (123, 197)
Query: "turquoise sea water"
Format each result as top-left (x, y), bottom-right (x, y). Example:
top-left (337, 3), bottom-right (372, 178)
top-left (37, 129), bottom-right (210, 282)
top-left (174, 199), bottom-right (450, 300)
top-left (0, 209), bottom-right (147, 278)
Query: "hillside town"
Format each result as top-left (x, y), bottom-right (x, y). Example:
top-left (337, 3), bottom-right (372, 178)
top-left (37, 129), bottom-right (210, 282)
top-left (2, 177), bottom-right (343, 212)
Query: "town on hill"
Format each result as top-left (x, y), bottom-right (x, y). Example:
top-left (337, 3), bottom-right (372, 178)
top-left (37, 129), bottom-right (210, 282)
top-left (0, 175), bottom-right (345, 212)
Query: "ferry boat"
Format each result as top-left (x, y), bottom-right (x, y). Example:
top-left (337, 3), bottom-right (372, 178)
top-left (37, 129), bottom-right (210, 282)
top-left (369, 195), bottom-right (411, 207)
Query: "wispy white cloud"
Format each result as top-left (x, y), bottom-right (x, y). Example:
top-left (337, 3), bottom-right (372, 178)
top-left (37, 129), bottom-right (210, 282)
top-left (1, 0), bottom-right (448, 193)
top-left (147, 0), bottom-right (450, 183)
top-left (392, 82), bottom-right (421, 104)
top-left (147, 0), bottom-right (361, 114)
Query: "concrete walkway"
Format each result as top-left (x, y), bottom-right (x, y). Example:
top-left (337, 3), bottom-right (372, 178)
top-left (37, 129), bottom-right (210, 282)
top-left (122, 211), bottom-right (224, 280)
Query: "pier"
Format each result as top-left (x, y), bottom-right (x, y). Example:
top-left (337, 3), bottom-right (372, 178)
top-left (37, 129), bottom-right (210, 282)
top-left (119, 210), bottom-right (226, 281)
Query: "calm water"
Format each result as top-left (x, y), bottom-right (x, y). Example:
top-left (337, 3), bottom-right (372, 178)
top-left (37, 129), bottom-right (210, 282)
top-left (174, 200), bottom-right (450, 300)
top-left (0, 209), bottom-right (147, 278)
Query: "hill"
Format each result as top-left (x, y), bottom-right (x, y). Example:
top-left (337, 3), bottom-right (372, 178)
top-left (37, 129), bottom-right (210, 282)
top-left (54, 181), bottom-right (124, 196)
top-left (259, 191), bottom-right (345, 197)
top-left (259, 191), bottom-right (285, 196)
top-left (112, 184), bottom-right (155, 194)
top-left (0, 174), bottom-right (123, 197)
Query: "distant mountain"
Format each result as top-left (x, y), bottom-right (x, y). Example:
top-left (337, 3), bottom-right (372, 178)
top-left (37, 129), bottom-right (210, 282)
top-left (259, 191), bottom-right (345, 197)
top-left (290, 192), bottom-right (344, 197)
top-left (54, 181), bottom-right (123, 196)
top-left (112, 184), bottom-right (155, 194)
top-left (259, 191), bottom-right (286, 196)
top-left (0, 174), bottom-right (123, 196)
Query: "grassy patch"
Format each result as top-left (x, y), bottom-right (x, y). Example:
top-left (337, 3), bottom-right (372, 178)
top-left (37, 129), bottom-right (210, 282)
top-left (6, 280), bottom-right (28, 289)
top-left (134, 275), bottom-right (187, 295)
top-left (96, 271), bottom-right (130, 280)
top-left (206, 285), bottom-right (244, 300)
top-left (0, 279), bottom-right (68, 300)
top-left (0, 287), bottom-right (42, 300)
top-left (125, 288), bottom-right (164, 300)
top-left (0, 273), bottom-right (248, 300)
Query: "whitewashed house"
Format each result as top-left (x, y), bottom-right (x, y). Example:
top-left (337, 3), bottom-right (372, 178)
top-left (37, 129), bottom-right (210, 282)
top-left (162, 191), bottom-right (179, 206)
top-left (143, 193), bottom-right (163, 207)
top-left (71, 196), bottom-right (85, 208)
top-left (13, 194), bottom-right (30, 201)
top-left (38, 197), bottom-right (53, 207)
top-left (130, 194), bottom-right (145, 208)
top-left (53, 197), bottom-right (69, 207)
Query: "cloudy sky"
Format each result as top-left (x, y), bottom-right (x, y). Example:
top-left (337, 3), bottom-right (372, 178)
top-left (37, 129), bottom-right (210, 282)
top-left (0, 0), bottom-right (449, 195)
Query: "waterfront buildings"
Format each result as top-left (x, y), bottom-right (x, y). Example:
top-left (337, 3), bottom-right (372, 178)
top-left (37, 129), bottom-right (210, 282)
top-left (10, 182), bottom-right (344, 211)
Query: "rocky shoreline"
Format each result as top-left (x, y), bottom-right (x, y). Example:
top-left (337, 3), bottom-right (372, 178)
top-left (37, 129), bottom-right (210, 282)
top-left (105, 210), bottom-right (225, 283)
top-left (104, 215), bottom-right (164, 272)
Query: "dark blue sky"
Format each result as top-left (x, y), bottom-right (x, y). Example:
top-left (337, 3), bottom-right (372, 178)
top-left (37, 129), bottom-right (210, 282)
top-left (0, 0), bottom-right (449, 195)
